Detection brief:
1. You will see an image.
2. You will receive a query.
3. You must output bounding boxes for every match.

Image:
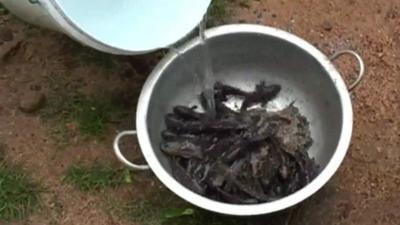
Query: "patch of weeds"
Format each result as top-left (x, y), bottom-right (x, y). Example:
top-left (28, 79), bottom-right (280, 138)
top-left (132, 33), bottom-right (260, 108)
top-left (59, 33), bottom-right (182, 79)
top-left (208, 0), bottom-right (230, 26)
top-left (70, 95), bottom-right (118, 137)
top-left (0, 3), bottom-right (9, 15)
top-left (41, 86), bottom-right (80, 149)
top-left (63, 164), bottom-right (133, 192)
top-left (164, 209), bottom-right (247, 225)
top-left (43, 91), bottom-right (129, 140)
top-left (40, 76), bottom-right (82, 120)
top-left (108, 188), bottom-right (246, 225)
top-left (0, 163), bottom-right (42, 221)
top-left (76, 47), bottom-right (120, 72)
top-left (48, 123), bottom-right (70, 151)
top-left (106, 189), bottom-right (182, 225)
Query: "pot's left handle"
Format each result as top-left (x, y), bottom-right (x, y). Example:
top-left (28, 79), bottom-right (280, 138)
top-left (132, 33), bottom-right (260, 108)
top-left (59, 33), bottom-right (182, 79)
top-left (113, 130), bottom-right (150, 171)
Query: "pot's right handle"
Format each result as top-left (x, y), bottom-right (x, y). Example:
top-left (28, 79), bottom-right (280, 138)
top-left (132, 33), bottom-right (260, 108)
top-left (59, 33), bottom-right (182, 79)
top-left (330, 50), bottom-right (365, 92)
top-left (113, 130), bottom-right (150, 171)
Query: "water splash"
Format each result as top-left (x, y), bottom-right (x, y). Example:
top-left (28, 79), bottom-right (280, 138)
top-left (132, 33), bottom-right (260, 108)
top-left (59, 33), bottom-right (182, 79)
top-left (168, 15), bottom-right (216, 116)
top-left (198, 15), bottom-right (216, 116)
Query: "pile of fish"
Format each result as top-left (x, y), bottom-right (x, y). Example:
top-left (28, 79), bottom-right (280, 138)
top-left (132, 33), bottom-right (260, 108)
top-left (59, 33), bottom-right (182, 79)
top-left (160, 81), bottom-right (318, 204)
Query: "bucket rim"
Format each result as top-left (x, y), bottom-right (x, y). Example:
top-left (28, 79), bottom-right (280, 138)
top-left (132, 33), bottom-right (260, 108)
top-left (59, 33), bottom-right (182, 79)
top-left (44, 0), bottom-right (211, 54)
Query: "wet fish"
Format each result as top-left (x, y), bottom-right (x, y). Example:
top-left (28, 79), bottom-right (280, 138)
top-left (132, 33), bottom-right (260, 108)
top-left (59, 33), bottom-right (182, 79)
top-left (161, 81), bottom-right (318, 204)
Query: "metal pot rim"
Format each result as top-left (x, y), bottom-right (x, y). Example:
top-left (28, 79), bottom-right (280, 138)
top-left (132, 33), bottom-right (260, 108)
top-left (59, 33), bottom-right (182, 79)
top-left (136, 24), bottom-right (353, 216)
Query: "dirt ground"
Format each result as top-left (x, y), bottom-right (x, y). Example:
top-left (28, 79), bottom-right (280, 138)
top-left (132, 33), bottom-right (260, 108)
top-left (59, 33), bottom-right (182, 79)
top-left (0, 0), bottom-right (399, 225)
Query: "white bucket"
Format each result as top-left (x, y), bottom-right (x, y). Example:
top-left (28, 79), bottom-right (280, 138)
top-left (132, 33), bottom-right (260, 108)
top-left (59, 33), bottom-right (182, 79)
top-left (1, 0), bottom-right (211, 55)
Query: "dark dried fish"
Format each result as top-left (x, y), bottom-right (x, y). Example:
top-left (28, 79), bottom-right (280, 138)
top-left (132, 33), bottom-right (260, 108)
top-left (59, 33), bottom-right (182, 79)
top-left (161, 81), bottom-right (318, 204)
top-left (161, 140), bottom-right (203, 159)
top-left (241, 82), bottom-right (281, 111)
top-left (170, 160), bottom-right (205, 195)
top-left (173, 105), bottom-right (205, 120)
top-left (214, 81), bottom-right (248, 101)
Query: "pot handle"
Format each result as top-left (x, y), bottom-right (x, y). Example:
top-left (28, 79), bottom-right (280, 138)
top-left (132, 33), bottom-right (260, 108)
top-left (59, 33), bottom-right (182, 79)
top-left (113, 130), bottom-right (150, 171)
top-left (330, 50), bottom-right (365, 92)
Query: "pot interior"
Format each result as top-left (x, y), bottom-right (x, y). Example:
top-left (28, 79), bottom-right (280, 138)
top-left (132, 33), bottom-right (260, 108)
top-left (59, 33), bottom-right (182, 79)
top-left (144, 29), bottom-right (344, 189)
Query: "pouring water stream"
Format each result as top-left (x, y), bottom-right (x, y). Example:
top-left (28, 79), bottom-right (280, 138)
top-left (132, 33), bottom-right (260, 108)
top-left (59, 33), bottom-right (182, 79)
top-left (169, 15), bottom-right (216, 116)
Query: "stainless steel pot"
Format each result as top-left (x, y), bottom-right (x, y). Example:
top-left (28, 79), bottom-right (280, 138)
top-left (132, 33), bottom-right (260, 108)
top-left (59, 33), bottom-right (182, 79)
top-left (113, 24), bottom-right (365, 216)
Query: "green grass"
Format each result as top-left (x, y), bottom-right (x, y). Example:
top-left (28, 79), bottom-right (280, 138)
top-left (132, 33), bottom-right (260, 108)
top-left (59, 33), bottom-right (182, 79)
top-left (69, 43), bottom-right (120, 72)
top-left (71, 94), bottom-right (130, 137)
top-left (0, 3), bottom-right (8, 15)
top-left (165, 209), bottom-right (247, 225)
top-left (79, 48), bottom-right (120, 72)
top-left (107, 188), bottom-right (247, 225)
top-left (41, 88), bottom-right (79, 150)
top-left (47, 123), bottom-right (71, 151)
top-left (43, 92), bottom-right (128, 139)
top-left (41, 71), bottom-right (132, 149)
top-left (208, 0), bottom-right (230, 26)
top-left (63, 164), bottom-right (133, 192)
top-left (0, 163), bottom-right (41, 221)
top-left (70, 95), bottom-right (114, 137)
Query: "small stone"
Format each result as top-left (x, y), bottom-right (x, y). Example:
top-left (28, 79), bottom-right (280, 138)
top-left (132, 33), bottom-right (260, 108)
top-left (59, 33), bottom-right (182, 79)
top-left (0, 27), bottom-right (13, 42)
top-left (322, 20), bottom-right (333, 31)
top-left (19, 91), bottom-right (46, 113)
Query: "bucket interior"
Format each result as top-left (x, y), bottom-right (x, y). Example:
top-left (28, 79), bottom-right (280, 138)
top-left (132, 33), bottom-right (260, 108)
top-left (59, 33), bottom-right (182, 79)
top-left (52, 0), bottom-right (211, 52)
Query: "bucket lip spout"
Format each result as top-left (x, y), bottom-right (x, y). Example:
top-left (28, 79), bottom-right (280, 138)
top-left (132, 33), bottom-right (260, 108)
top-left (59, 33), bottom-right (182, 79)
top-left (136, 24), bottom-right (353, 216)
top-left (44, 0), bottom-right (211, 54)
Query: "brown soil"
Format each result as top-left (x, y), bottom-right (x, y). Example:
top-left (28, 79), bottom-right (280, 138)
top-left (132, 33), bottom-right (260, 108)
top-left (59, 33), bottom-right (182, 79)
top-left (0, 0), bottom-right (399, 225)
